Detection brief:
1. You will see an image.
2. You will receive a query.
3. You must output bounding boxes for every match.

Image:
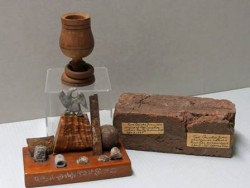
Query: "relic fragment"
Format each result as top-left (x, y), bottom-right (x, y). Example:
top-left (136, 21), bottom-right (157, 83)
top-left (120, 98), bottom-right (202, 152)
top-left (76, 156), bottom-right (89, 164)
top-left (53, 114), bottom-right (92, 153)
top-left (33, 145), bottom-right (48, 162)
top-left (114, 93), bottom-right (236, 157)
top-left (26, 136), bottom-right (54, 157)
top-left (90, 94), bottom-right (103, 155)
top-left (98, 155), bottom-right (110, 162)
top-left (101, 125), bottom-right (119, 150)
top-left (55, 154), bottom-right (67, 168)
top-left (110, 147), bottom-right (122, 160)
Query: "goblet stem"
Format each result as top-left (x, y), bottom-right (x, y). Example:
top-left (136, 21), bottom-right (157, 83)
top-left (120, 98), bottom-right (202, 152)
top-left (69, 60), bottom-right (86, 72)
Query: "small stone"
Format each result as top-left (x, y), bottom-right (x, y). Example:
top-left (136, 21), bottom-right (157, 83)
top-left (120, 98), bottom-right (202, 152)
top-left (33, 145), bottom-right (47, 162)
top-left (98, 155), bottom-right (110, 162)
top-left (101, 125), bottom-right (119, 150)
top-left (77, 156), bottom-right (89, 164)
top-left (110, 147), bottom-right (122, 160)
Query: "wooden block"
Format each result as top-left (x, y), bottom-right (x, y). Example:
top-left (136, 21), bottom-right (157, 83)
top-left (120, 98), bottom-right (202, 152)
top-left (53, 114), bottom-right (92, 153)
top-left (89, 94), bottom-right (103, 155)
top-left (26, 136), bottom-right (54, 156)
top-left (23, 144), bottom-right (132, 187)
top-left (114, 93), bottom-right (236, 157)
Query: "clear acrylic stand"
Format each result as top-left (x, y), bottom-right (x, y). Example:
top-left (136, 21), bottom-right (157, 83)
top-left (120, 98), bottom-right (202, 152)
top-left (45, 67), bottom-right (113, 136)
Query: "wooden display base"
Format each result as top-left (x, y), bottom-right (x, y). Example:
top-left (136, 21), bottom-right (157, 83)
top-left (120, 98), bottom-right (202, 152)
top-left (23, 145), bottom-right (132, 187)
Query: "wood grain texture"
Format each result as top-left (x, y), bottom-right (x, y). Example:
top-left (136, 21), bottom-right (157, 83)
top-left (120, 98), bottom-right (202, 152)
top-left (53, 114), bottom-right (92, 153)
top-left (23, 143), bottom-right (132, 187)
top-left (26, 136), bottom-right (54, 157)
top-left (89, 94), bottom-right (103, 155)
top-left (60, 12), bottom-right (95, 87)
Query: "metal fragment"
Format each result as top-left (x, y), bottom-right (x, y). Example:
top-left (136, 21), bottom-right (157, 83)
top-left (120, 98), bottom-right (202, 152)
top-left (55, 154), bottom-right (67, 168)
top-left (33, 145), bottom-right (48, 162)
top-left (59, 88), bottom-right (88, 115)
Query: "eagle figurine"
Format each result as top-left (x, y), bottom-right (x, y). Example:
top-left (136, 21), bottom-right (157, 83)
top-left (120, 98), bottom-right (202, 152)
top-left (59, 88), bottom-right (88, 115)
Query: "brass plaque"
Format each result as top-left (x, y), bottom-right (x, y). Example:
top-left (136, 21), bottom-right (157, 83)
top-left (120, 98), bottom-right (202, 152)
top-left (122, 123), bottom-right (164, 135)
top-left (187, 133), bottom-right (230, 149)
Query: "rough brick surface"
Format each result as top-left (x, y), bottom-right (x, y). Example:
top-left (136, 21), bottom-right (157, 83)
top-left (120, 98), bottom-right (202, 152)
top-left (114, 93), bottom-right (236, 157)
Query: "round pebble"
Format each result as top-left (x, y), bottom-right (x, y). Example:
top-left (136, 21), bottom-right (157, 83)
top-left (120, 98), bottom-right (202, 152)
top-left (76, 156), bottom-right (89, 164)
top-left (101, 125), bottom-right (119, 150)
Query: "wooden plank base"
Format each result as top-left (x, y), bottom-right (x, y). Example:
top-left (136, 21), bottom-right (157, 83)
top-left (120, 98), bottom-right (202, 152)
top-left (23, 145), bottom-right (132, 187)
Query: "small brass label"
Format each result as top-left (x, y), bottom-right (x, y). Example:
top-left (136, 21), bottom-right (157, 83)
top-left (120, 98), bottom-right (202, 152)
top-left (187, 133), bottom-right (230, 149)
top-left (122, 123), bottom-right (164, 135)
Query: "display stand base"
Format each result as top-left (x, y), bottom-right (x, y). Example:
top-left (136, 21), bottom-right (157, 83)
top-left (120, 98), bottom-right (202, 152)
top-left (23, 144), bottom-right (132, 187)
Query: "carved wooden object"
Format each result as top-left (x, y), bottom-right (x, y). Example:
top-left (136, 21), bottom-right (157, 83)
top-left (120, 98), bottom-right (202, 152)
top-left (53, 114), bottom-right (93, 153)
top-left (89, 94), bottom-right (103, 155)
top-left (60, 12), bottom-right (95, 86)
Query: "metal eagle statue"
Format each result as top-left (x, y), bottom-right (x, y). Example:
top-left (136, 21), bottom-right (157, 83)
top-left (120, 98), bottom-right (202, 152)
top-left (59, 88), bottom-right (88, 115)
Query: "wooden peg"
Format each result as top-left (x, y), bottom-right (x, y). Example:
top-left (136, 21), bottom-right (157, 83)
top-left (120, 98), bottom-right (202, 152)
top-left (89, 94), bottom-right (103, 155)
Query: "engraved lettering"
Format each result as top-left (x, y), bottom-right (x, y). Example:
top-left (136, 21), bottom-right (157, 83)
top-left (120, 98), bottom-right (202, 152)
top-left (33, 167), bottom-right (118, 184)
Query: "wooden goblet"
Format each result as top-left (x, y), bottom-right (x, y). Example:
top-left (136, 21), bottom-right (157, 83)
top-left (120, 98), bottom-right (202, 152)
top-left (60, 13), bottom-right (95, 86)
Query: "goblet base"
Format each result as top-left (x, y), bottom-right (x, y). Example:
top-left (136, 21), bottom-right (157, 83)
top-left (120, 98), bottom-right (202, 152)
top-left (61, 63), bottom-right (95, 87)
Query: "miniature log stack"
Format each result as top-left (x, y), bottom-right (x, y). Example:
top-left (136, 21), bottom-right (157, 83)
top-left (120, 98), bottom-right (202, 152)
top-left (114, 93), bottom-right (236, 157)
